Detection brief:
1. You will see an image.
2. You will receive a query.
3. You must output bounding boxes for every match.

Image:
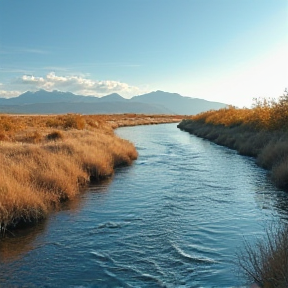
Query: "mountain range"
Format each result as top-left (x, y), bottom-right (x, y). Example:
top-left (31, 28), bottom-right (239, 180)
top-left (0, 90), bottom-right (227, 115)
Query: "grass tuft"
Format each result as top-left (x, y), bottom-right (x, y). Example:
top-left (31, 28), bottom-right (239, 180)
top-left (46, 130), bottom-right (64, 141)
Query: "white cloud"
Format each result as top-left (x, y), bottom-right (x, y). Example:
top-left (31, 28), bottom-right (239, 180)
top-left (1, 72), bottom-right (142, 98)
top-left (21, 75), bottom-right (46, 83)
top-left (0, 90), bottom-right (22, 98)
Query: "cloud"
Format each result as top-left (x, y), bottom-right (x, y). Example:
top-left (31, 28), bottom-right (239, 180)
top-left (21, 75), bottom-right (46, 83)
top-left (0, 72), bottom-right (142, 98)
top-left (0, 90), bottom-right (22, 98)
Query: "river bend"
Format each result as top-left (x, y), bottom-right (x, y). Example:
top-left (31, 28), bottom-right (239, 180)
top-left (1, 123), bottom-right (288, 287)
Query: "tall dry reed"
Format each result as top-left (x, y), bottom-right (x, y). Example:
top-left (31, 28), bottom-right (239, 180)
top-left (238, 225), bottom-right (288, 288)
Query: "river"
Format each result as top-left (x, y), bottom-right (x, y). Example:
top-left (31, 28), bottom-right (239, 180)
top-left (1, 123), bottom-right (288, 288)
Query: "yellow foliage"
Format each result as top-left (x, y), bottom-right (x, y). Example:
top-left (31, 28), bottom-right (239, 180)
top-left (190, 93), bottom-right (288, 131)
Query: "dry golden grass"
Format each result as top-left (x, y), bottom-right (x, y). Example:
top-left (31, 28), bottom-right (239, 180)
top-left (187, 91), bottom-right (288, 131)
top-left (0, 113), bottom-right (180, 233)
top-left (178, 92), bottom-right (288, 191)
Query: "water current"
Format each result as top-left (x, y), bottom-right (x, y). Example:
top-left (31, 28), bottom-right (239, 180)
top-left (1, 123), bottom-right (288, 288)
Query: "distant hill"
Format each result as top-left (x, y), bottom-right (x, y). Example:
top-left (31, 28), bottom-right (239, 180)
top-left (0, 90), bottom-right (227, 114)
top-left (131, 90), bottom-right (227, 115)
top-left (0, 90), bottom-right (82, 105)
top-left (98, 93), bottom-right (127, 102)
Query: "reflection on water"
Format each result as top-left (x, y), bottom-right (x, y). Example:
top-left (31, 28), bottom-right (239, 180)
top-left (0, 178), bottom-right (113, 263)
top-left (0, 124), bottom-right (288, 287)
top-left (0, 220), bottom-right (48, 263)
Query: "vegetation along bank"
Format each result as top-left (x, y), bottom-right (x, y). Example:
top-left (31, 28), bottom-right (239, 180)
top-left (0, 113), bottom-right (181, 234)
top-left (178, 92), bottom-right (288, 287)
top-left (178, 92), bottom-right (288, 191)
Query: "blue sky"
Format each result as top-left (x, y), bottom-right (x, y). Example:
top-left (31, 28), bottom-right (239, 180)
top-left (0, 0), bottom-right (287, 107)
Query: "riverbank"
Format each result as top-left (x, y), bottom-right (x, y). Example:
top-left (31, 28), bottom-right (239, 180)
top-left (177, 98), bottom-right (288, 192)
top-left (178, 119), bottom-right (288, 191)
top-left (177, 95), bottom-right (288, 287)
top-left (0, 113), bottom-right (181, 233)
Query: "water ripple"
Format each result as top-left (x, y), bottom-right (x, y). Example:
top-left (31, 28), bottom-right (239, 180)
top-left (1, 124), bottom-right (288, 288)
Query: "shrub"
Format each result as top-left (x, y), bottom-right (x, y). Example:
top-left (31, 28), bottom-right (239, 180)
top-left (63, 114), bottom-right (85, 130)
top-left (46, 118), bottom-right (62, 128)
top-left (238, 225), bottom-right (288, 288)
top-left (46, 130), bottom-right (64, 141)
top-left (271, 158), bottom-right (288, 189)
top-left (257, 141), bottom-right (288, 170)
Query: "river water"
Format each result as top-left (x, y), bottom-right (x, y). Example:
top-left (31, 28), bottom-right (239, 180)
top-left (1, 123), bottom-right (288, 288)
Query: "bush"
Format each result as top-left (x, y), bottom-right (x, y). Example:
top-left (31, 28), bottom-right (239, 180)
top-left (238, 225), bottom-right (288, 288)
top-left (63, 114), bottom-right (85, 130)
top-left (46, 130), bottom-right (64, 141)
